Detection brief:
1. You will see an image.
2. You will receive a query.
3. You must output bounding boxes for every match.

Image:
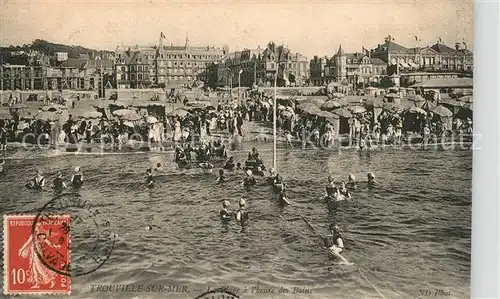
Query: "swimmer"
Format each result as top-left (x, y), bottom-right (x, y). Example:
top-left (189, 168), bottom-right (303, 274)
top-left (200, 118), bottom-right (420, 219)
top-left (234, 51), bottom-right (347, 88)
top-left (359, 138), bottom-right (366, 150)
top-left (267, 168), bottom-right (277, 185)
top-left (367, 172), bottom-right (377, 186)
top-left (155, 163), bottom-right (163, 172)
top-left (236, 163), bottom-right (242, 170)
top-left (338, 181), bottom-right (351, 199)
top-left (223, 157), bottom-right (235, 170)
top-left (235, 198), bottom-right (249, 224)
top-left (70, 166), bottom-right (83, 188)
top-left (52, 171), bottom-right (67, 191)
top-left (347, 174), bottom-right (356, 189)
top-left (324, 224), bottom-right (349, 263)
top-left (146, 168), bottom-right (154, 187)
top-left (273, 174), bottom-right (286, 191)
top-left (199, 162), bottom-right (214, 173)
top-left (216, 169), bottom-right (226, 184)
top-left (241, 170), bottom-right (257, 186)
top-left (220, 200), bottom-right (231, 220)
top-left (26, 170), bottom-right (45, 190)
top-left (325, 175), bottom-right (336, 197)
top-left (254, 166), bottom-right (265, 176)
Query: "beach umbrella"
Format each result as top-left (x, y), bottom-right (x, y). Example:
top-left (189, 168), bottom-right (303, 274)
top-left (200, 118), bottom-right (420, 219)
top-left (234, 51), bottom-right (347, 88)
top-left (420, 101), bottom-right (436, 111)
top-left (383, 102), bottom-right (404, 112)
top-left (42, 104), bottom-right (67, 112)
top-left (432, 105), bottom-right (453, 117)
top-left (321, 100), bottom-right (342, 110)
top-left (349, 106), bottom-right (367, 114)
top-left (35, 111), bottom-right (60, 122)
top-left (407, 107), bottom-right (427, 115)
top-left (122, 112), bottom-right (142, 121)
top-left (410, 95), bottom-right (426, 103)
top-left (332, 108), bottom-right (352, 118)
top-left (458, 96), bottom-right (473, 103)
top-left (315, 110), bottom-right (337, 119)
top-left (298, 103), bottom-right (321, 114)
top-left (385, 93), bottom-right (400, 99)
top-left (146, 116), bottom-right (158, 123)
top-left (112, 109), bottom-right (136, 116)
top-left (173, 109), bottom-right (189, 117)
top-left (75, 111), bottom-right (102, 119)
top-left (364, 98), bottom-right (384, 108)
top-left (123, 121), bottom-right (135, 127)
top-left (303, 97), bottom-right (327, 107)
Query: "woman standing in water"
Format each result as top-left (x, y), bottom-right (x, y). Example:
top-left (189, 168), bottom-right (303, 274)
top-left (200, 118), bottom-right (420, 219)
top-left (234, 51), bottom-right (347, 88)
top-left (70, 166), bottom-right (83, 188)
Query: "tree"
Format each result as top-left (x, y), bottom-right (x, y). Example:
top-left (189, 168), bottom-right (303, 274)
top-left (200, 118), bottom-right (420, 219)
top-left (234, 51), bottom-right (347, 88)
top-left (379, 76), bottom-right (395, 89)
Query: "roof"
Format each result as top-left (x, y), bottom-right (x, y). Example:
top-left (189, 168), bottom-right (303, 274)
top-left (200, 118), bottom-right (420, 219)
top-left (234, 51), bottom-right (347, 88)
top-left (345, 52), bottom-right (366, 61)
top-left (84, 59), bottom-right (114, 70)
top-left (60, 58), bottom-right (86, 69)
top-left (336, 45), bottom-right (345, 56)
top-left (430, 43), bottom-right (456, 53)
top-left (412, 78), bottom-right (473, 89)
top-left (385, 41), bottom-right (408, 52)
top-left (370, 58), bottom-right (387, 65)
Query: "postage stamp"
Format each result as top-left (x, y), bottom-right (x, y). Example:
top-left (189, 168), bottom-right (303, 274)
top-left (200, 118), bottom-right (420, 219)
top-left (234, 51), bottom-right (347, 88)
top-left (3, 214), bottom-right (71, 295)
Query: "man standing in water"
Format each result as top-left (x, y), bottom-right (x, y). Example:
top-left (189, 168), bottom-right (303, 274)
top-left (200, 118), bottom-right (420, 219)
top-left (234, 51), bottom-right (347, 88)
top-left (235, 198), bottom-right (249, 225)
top-left (324, 224), bottom-right (349, 263)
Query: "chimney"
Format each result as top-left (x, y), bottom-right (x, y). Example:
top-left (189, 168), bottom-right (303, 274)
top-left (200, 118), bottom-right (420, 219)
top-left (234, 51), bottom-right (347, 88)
top-left (455, 43), bottom-right (461, 50)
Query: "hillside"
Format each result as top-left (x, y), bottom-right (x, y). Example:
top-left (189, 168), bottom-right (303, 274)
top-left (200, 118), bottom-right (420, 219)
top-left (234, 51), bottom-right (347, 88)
top-left (1, 39), bottom-right (113, 64)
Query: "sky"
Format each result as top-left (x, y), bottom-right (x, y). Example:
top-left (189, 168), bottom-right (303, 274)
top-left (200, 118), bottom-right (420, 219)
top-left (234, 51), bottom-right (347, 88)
top-left (0, 0), bottom-right (474, 58)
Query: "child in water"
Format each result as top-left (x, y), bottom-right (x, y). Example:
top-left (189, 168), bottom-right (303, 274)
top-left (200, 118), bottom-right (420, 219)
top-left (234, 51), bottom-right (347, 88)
top-left (216, 169), bottom-right (226, 184)
top-left (220, 200), bottom-right (231, 221)
top-left (367, 172), bottom-right (377, 186)
top-left (199, 162), bottom-right (214, 174)
top-left (52, 171), bottom-right (67, 191)
top-left (347, 174), bottom-right (356, 189)
top-left (70, 166), bottom-right (83, 188)
top-left (146, 168), bottom-right (154, 187)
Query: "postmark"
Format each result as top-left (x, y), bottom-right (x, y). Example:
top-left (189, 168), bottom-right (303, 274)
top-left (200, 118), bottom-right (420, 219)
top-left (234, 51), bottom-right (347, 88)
top-left (3, 214), bottom-right (71, 295)
top-left (194, 289), bottom-right (240, 299)
top-left (32, 192), bottom-right (116, 277)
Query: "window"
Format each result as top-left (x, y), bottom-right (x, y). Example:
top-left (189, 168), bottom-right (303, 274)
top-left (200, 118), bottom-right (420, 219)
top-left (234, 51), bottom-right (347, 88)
top-left (188, 55), bottom-right (191, 59)
top-left (180, 62), bottom-right (183, 66)
top-left (145, 66), bottom-right (149, 71)
top-left (131, 74), bottom-right (136, 80)
top-left (160, 54), bottom-right (164, 58)
top-left (138, 73), bottom-right (143, 80)
top-left (138, 65), bottom-right (143, 72)
top-left (121, 66), bottom-right (126, 72)
top-left (174, 62), bottom-right (178, 66)
top-left (130, 66), bottom-right (136, 72)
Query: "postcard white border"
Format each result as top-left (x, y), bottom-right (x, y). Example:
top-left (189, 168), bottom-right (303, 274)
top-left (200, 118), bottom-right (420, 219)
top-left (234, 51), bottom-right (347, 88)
top-left (472, 1), bottom-right (500, 298)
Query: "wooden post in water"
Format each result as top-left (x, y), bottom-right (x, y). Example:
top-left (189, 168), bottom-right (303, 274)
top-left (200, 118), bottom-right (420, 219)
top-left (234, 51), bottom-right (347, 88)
top-left (273, 64), bottom-right (277, 170)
